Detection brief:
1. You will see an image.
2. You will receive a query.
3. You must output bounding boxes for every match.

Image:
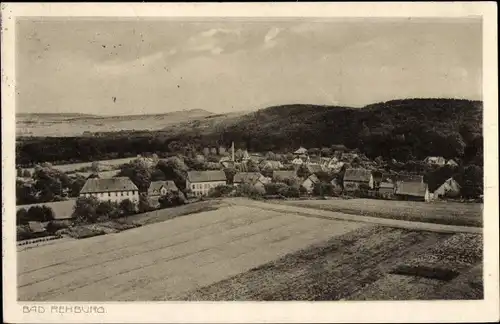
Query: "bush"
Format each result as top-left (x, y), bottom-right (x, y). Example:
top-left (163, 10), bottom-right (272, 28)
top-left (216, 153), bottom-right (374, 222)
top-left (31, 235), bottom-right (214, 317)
top-left (26, 205), bottom-right (55, 222)
top-left (73, 196), bottom-right (100, 224)
top-left (264, 182), bottom-right (289, 196)
top-left (159, 190), bottom-right (186, 208)
top-left (46, 220), bottom-right (71, 234)
top-left (96, 201), bottom-right (120, 219)
top-left (119, 199), bottom-right (137, 216)
top-left (16, 208), bottom-right (30, 225)
top-left (208, 185), bottom-right (234, 198)
top-left (235, 183), bottom-right (264, 199)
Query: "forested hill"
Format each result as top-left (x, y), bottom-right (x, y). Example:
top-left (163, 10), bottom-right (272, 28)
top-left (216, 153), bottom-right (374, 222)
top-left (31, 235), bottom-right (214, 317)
top-left (218, 98), bottom-right (482, 161)
top-left (16, 98), bottom-right (483, 166)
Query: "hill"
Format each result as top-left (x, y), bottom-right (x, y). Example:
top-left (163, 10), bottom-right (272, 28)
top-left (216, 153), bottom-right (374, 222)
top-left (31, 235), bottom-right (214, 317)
top-left (15, 99), bottom-right (483, 166)
top-left (215, 99), bottom-right (482, 161)
top-left (16, 109), bottom-right (214, 137)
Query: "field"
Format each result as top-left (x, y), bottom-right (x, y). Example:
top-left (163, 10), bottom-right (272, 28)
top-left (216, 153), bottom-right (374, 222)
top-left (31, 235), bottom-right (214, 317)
top-left (23, 157), bottom-right (135, 174)
top-left (275, 198), bottom-right (483, 227)
top-left (18, 203), bottom-right (365, 301)
top-left (17, 198), bottom-right (482, 301)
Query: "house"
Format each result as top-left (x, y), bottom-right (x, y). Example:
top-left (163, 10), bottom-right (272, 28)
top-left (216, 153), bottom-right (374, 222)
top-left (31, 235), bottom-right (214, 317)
top-left (301, 174), bottom-right (320, 194)
top-left (395, 180), bottom-right (431, 202)
top-left (233, 172), bottom-right (269, 193)
top-left (433, 177), bottom-right (461, 199)
top-left (291, 157), bottom-right (304, 166)
top-left (219, 156), bottom-right (234, 168)
top-left (446, 159), bottom-right (459, 167)
top-left (326, 159), bottom-right (345, 172)
top-left (186, 170), bottom-right (227, 197)
top-left (379, 182), bottom-right (395, 196)
top-left (148, 181), bottom-right (178, 197)
top-left (259, 160), bottom-right (284, 170)
top-left (79, 177), bottom-right (139, 203)
top-left (242, 150), bottom-right (250, 161)
top-left (293, 147), bottom-right (308, 156)
top-left (233, 172), bottom-right (269, 186)
top-left (272, 170), bottom-right (297, 182)
top-left (343, 168), bottom-right (374, 192)
top-left (424, 156), bottom-right (446, 166)
top-left (341, 153), bottom-right (359, 163)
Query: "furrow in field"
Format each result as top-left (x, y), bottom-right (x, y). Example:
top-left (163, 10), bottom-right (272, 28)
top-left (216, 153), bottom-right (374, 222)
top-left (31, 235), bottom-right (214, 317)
top-left (18, 204), bottom-right (244, 273)
top-left (18, 210), bottom-right (302, 301)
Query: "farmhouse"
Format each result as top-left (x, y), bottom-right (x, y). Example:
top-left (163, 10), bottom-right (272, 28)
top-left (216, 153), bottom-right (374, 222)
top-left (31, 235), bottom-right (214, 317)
top-left (424, 156), bottom-right (446, 166)
top-left (79, 177), bottom-right (139, 203)
top-left (148, 181), bottom-right (178, 197)
top-left (433, 177), bottom-right (461, 199)
top-left (291, 157), bottom-right (304, 166)
top-left (302, 174), bottom-right (320, 194)
top-left (343, 168), bottom-right (374, 192)
top-left (293, 147), bottom-right (308, 156)
top-left (186, 170), bottom-right (227, 197)
top-left (395, 179), bottom-right (431, 202)
top-left (233, 172), bottom-right (269, 193)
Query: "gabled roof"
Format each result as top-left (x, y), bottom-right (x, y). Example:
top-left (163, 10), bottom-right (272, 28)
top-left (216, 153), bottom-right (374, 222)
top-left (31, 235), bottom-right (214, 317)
top-left (187, 170), bottom-right (227, 183)
top-left (305, 174), bottom-right (320, 184)
top-left (260, 160), bottom-right (283, 169)
top-left (397, 174), bottom-right (424, 183)
top-left (294, 147), bottom-right (308, 154)
top-left (233, 172), bottom-right (264, 184)
top-left (395, 181), bottom-right (427, 197)
top-left (80, 177), bottom-right (138, 194)
top-left (307, 164), bottom-right (324, 174)
top-left (148, 181), bottom-right (178, 194)
top-left (273, 170), bottom-right (297, 180)
top-left (344, 168), bottom-right (372, 182)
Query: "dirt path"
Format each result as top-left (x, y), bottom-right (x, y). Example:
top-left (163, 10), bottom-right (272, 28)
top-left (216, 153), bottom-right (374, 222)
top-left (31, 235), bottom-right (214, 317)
top-left (227, 198), bottom-right (482, 234)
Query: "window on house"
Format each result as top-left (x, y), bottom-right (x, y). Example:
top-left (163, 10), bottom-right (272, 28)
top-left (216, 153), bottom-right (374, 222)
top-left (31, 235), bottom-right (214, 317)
top-left (192, 184), bottom-right (195, 189)
top-left (108, 192), bottom-right (111, 197)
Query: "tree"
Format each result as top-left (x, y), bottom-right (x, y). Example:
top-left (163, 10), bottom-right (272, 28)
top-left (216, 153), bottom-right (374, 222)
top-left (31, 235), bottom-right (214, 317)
top-left (156, 157), bottom-right (188, 191)
top-left (265, 151), bottom-right (277, 161)
top-left (16, 181), bottom-right (37, 205)
top-left (73, 196), bottom-right (100, 223)
top-left (118, 160), bottom-right (152, 192)
top-left (246, 159), bottom-right (260, 172)
top-left (119, 199), bottom-right (137, 216)
top-left (159, 191), bottom-right (186, 208)
top-left (16, 208), bottom-right (29, 225)
top-left (223, 167), bottom-right (237, 185)
top-left (17, 168), bottom-right (23, 177)
top-left (23, 169), bottom-right (31, 178)
top-left (296, 164), bottom-right (311, 179)
top-left (70, 176), bottom-right (87, 197)
top-left (96, 201), bottom-right (120, 218)
top-left (26, 205), bottom-right (54, 222)
top-left (208, 185), bottom-right (234, 198)
top-left (138, 195), bottom-right (153, 213)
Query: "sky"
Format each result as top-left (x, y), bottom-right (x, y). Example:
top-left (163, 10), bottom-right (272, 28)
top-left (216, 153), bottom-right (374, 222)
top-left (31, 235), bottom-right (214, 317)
top-left (16, 17), bottom-right (482, 116)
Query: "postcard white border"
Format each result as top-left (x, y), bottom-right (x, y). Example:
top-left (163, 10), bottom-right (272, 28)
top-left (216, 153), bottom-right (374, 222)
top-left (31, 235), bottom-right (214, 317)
top-left (2, 2), bottom-right (498, 323)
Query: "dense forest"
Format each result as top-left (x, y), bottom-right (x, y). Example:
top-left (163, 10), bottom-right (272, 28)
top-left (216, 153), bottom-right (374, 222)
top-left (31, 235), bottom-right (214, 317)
top-left (16, 99), bottom-right (483, 167)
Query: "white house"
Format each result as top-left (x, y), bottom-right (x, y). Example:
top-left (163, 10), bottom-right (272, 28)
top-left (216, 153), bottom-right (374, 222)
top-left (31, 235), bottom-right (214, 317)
top-left (186, 170), bottom-right (227, 197)
top-left (343, 168), bottom-right (374, 192)
top-left (148, 180), bottom-right (178, 197)
top-left (446, 159), bottom-right (459, 167)
top-left (294, 147), bottom-right (308, 156)
top-left (433, 177), bottom-right (461, 199)
top-left (291, 158), bottom-right (304, 166)
top-left (79, 177), bottom-right (139, 203)
top-left (301, 174), bottom-right (320, 194)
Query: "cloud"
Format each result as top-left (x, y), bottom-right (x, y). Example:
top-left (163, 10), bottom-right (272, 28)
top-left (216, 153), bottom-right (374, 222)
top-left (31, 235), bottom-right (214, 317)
top-left (200, 28), bottom-right (241, 38)
top-left (263, 27), bottom-right (283, 49)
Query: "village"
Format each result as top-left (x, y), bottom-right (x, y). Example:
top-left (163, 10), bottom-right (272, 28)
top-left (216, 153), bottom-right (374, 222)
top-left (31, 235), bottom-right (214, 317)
top-left (15, 141), bottom-right (477, 242)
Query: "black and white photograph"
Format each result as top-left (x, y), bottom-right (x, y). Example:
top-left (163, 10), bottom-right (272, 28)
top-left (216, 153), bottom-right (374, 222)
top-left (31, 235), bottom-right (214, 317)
top-left (2, 2), bottom-right (498, 323)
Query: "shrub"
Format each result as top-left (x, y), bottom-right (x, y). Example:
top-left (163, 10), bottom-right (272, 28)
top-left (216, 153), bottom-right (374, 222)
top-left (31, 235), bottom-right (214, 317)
top-left (27, 205), bottom-right (55, 222)
top-left (119, 199), bottom-right (137, 216)
top-left (72, 196), bottom-right (100, 224)
top-left (264, 182), bottom-right (289, 196)
top-left (208, 185), bottom-right (234, 198)
top-left (235, 183), bottom-right (264, 199)
top-left (159, 190), bottom-right (186, 208)
top-left (46, 220), bottom-right (71, 234)
top-left (96, 201), bottom-right (120, 218)
top-left (16, 208), bottom-right (30, 225)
